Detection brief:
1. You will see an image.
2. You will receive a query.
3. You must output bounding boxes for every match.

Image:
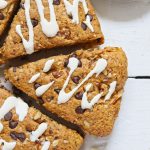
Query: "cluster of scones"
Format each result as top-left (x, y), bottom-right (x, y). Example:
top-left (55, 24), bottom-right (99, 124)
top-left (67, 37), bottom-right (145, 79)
top-left (0, 0), bottom-right (128, 150)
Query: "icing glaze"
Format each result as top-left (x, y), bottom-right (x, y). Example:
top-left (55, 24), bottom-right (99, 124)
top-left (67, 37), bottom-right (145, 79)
top-left (16, 0), bottom-right (34, 54)
top-left (36, 81), bottom-right (54, 97)
top-left (81, 83), bottom-right (103, 109)
top-left (58, 58), bottom-right (107, 104)
top-left (43, 59), bottom-right (54, 73)
top-left (35, 0), bottom-right (59, 37)
top-left (0, 0), bottom-right (7, 9)
top-left (30, 123), bottom-right (48, 142)
top-left (105, 81), bottom-right (117, 101)
top-left (83, 15), bottom-right (94, 32)
top-left (63, 0), bottom-right (88, 24)
top-left (0, 122), bottom-right (3, 132)
top-left (28, 73), bottom-right (41, 83)
top-left (0, 96), bottom-right (29, 121)
top-left (0, 139), bottom-right (16, 150)
top-left (41, 141), bottom-right (50, 150)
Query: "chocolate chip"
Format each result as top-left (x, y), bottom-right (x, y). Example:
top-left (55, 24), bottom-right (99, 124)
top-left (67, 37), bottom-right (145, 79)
top-left (26, 126), bottom-right (32, 132)
top-left (34, 83), bottom-right (41, 90)
top-left (10, 131), bottom-right (17, 140)
top-left (12, 86), bottom-right (21, 96)
top-left (54, 89), bottom-right (61, 94)
top-left (31, 19), bottom-right (38, 27)
top-left (9, 120), bottom-right (18, 129)
top-left (4, 112), bottom-right (12, 121)
top-left (78, 59), bottom-right (82, 67)
top-left (75, 106), bottom-right (85, 114)
top-left (97, 38), bottom-right (101, 43)
top-left (64, 59), bottom-right (69, 67)
top-left (10, 132), bottom-right (26, 142)
top-left (0, 12), bottom-right (4, 20)
top-left (70, 53), bottom-right (77, 58)
top-left (81, 22), bottom-right (87, 30)
top-left (86, 14), bottom-right (93, 21)
top-left (16, 133), bottom-right (26, 142)
top-left (72, 76), bottom-right (80, 84)
top-left (53, 0), bottom-right (60, 5)
top-left (13, 67), bottom-right (17, 72)
top-left (20, 3), bottom-right (25, 9)
top-left (52, 71), bottom-right (62, 78)
top-left (75, 91), bottom-right (83, 100)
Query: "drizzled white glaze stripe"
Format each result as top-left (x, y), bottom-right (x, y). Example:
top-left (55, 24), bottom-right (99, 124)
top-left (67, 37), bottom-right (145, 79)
top-left (41, 141), bottom-right (50, 150)
top-left (35, 0), bottom-right (59, 37)
top-left (16, 0), bottom-right (34, 54)
top-left (36, 81), bottom-right (54, 97)
top-left (58, 57), bottom-right (107, 104)
top-left (64, 0), bottom-right (88, 24)
top-left (105, 81), bottom-right (117, 101)
top-left (0, 122), bottom-right (3, 132)
top-left (0, 0), bottom-right (7, 9)
top-left (43, 59), bottom-right (54, 73)
top-left (83, 15), bottom-right (94, 32)
top-left (30, 122), bottom-right (48, 142)
top-left (81, 83), bottom-right (103, 109)
top-left (28, 73), bottom-right (40, 83)
top-left (0, 96), bottom-right (29, 121)
top-left (0, 139), bottom-right (16, 150)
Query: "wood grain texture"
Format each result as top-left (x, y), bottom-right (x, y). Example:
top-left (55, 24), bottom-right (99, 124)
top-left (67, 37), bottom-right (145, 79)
top-left (92, 0), bottom-right (150, 76)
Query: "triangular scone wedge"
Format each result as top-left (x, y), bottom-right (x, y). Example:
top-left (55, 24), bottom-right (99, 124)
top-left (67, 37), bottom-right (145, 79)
top-left (0, 0), bottom-right (20, 37)
top-left (0, 88), bottom-right (83, 150)
top-left (1, 0), bottom-right (104, 63)
top-left (5, 47), bottom-right (128, 136)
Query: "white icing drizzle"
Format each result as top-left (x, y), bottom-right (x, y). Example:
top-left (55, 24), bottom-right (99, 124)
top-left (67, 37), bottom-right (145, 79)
top-left (83, 15), bottom-right (94, 32)
top-left (0, 96), bottom-right (29, 121)
top-left (58, 58), bottom-right (107, 104)
top-left (16, 0), bottom-right (34, 54)
top-left (0, 0), bottom-right (7, 9)
top-left (35, 0), bottom-right (59, 37)
top-left (43, 59), bottom-right (54, 73)
top-left (0, 139), bottom-right (16, 150)
top-left (63, 0), bottom-right (88, 24)
top-left (36, 81), bottom-right (54, 97)
top-left (30, 123), bottom-right (48, 142)
top-left (28, 73), bottom-right (41, 83)
top-left (41, 141), bottom-right (50, 150)
top-left (81, 83), bottom-right (103, 109)
top-left (105, 81), bottom-right (117, 101)
top-left (0, 122), bottom-right (3, 132)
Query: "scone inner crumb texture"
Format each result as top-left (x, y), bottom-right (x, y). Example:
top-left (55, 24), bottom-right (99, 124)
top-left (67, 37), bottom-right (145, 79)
top-left (1, 0), bottom-right (104, 63)
top-left (0, 88), bottom-right (83, 150)
top-left (5, 47), bottom-right (128, 136)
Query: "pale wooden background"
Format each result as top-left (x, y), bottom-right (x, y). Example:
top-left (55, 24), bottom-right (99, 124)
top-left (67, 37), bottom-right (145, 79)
top-left (0, 0), bottom-right (150, 150)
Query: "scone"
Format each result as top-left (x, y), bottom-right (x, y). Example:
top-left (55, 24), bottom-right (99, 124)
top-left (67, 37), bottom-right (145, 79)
top-left (1, 0), bottom-right (104, 63)
top-left (0, 0), bottom-right (20, 37)
top-left (5, 47), bottom-right (128, 136)
top-left (0, 88), bottom-right (83, 150)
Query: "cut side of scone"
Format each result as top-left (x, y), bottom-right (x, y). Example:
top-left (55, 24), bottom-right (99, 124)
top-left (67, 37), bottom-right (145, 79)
top-left (5, 47), bottom-right (128, 136)
top-left (1, 0), bottom-right (104, 63)
top-left (0, 0), bottom-right (20, 37)
top-left (0, 88), bottom-right (83, 150)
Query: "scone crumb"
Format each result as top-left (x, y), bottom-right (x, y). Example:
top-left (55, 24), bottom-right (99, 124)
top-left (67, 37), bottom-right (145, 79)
top-left (34, 111), bottom-right (42, 120)
top-left (52, 140), bottom-right (59, 147)
top-left (84, 121), bottom-right (90, 128)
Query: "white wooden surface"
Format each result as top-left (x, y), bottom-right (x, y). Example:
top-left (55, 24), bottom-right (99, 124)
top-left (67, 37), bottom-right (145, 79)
top-left (0, 0), bottom-right (150, 150)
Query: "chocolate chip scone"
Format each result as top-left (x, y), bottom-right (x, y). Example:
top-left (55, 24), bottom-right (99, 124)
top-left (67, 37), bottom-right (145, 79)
top-left (5, 47), bottom-right (128, 136)
top-left (0, 0), bottom-right (20, 37)
top-left (0, 88), bottom-right (83, 150)
top-left (1, 0), bottom-right (104, 63)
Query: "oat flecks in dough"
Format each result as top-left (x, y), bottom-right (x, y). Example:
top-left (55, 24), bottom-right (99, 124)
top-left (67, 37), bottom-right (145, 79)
top-left (5, 47), bottom-right (128, 136)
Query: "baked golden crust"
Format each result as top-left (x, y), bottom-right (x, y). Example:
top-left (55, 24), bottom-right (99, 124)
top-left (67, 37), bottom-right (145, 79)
top-left (0, 0), bottom-right (20, 37)
top-left (1, 0), bottom-right (104, 62)
top-left (0, 88), bottom-right (83, 150)
top-left (5, 47), bottom-right (128, 136)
